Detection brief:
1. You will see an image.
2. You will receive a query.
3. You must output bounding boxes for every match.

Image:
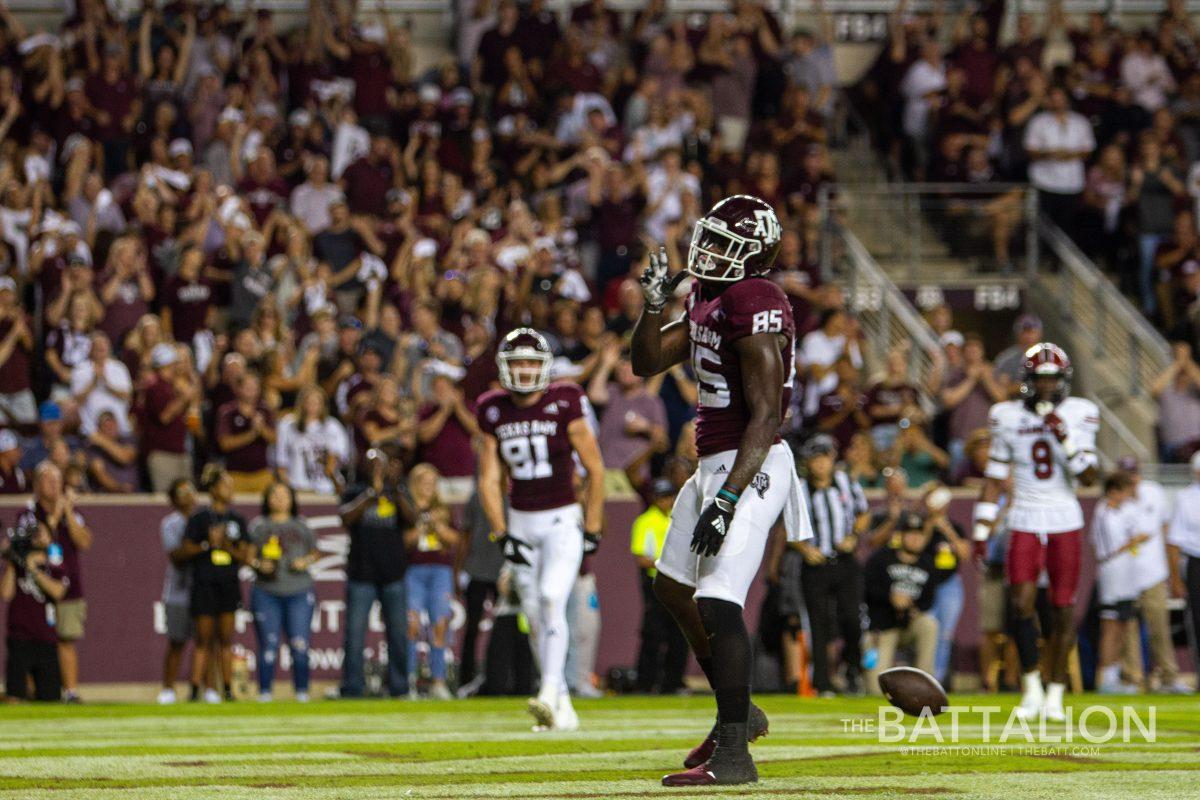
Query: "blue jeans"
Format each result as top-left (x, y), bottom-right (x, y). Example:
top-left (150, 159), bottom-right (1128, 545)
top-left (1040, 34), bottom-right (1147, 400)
top-left (251, 586), bottom-right (316, 694)
top-left (1138, 232), bottom-right (1164, 316)
top-left (405, 563), bottom-right (453, 681)
top-left (342, 579), bottom-right (408, 697)
top-left (930, 573), bottom-right (964, 685)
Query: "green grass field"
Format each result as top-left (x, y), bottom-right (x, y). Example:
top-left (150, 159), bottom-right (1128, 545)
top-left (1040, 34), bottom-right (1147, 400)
top-left (0, 694), bottom-right (1196, 799)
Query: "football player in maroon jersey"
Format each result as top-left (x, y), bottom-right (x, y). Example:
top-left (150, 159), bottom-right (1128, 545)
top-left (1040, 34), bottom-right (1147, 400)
top-left (476, 328), bottom-right (606, 731)
top-left (632, 195), bottom-right (812, 786)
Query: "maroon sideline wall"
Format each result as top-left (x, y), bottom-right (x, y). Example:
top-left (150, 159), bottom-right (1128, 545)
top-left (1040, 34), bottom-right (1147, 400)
top-left (0, 496), bottom-right (1098, 686)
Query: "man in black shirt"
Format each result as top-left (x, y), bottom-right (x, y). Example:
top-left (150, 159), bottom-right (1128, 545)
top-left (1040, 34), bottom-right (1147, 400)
top-left (336, 444), bottom-right (414, 698)
top-left (863, 513), bottom-right (946, 695)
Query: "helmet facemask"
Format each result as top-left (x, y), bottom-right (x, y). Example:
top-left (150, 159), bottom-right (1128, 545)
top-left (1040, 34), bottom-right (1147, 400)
top-left (498, 352), bottom-right (551, 393)
top-left (687, 218), bottom-right (762, 282)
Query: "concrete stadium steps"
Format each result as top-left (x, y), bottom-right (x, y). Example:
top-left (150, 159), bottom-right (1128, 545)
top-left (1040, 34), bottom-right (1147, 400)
top-left (828, 149), bottom-right (1162, 461)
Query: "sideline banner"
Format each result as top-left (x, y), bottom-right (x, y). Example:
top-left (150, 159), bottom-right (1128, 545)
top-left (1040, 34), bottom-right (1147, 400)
top-left (0, 496), bottom-right (1096, 685)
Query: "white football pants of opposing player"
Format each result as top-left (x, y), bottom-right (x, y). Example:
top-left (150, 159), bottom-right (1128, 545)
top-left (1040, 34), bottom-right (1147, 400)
top-left (656, 442), bottom-right (809, 605)
top-left (508, 503), bottom-right (585, 709)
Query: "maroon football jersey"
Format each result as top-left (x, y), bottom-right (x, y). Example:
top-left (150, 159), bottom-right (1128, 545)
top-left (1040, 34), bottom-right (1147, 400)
top-left (477, 382), bottom-right (588, 512)
top-left (687, 278), bottom-right (796, 457)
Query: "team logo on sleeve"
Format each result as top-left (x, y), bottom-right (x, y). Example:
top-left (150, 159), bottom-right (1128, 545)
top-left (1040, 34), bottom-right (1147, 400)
top-left (751, 472), bottom-right (770, 498)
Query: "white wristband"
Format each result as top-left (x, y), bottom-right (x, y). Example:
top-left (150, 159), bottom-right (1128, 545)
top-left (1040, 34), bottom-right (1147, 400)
top-left (972, 501), bottom-right (999, 541)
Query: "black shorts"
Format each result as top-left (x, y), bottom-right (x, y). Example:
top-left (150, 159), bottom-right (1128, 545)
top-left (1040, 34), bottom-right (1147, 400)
top-left (191, 580), bottom-right (242, 617)
top-left (1100, 599), bottom-right (1136, 622)
top-left (5, 637), bottom-right (61, 701)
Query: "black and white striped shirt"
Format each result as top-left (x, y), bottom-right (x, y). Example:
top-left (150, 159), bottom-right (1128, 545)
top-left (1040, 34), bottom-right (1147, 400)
top-left (801, 470), bottom-right (869, 557)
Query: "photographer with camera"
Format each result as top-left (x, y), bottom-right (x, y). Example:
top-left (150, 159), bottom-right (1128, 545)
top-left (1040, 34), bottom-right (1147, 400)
top-left (1, 520), bottom-right (70, 701)
top-left (335, 443), bottom-right (414, 699)
top-left (16, 462), bottom-right (91, 703)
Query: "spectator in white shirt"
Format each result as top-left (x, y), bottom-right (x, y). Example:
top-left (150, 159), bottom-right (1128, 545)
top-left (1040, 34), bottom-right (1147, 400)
top-left (1167, 450), bottom-right (1200, 678)
top-left (1023, 86), bottom-right (1096, 234)
top-left (70, 332), bottom-right (133, 436)
top-left (289, 156), bottom-right (340, 235)
top-left (275, 385), bottom-right (349, 495)
top-left (1116, 456), bottom-right (1192, 693)
top-left (643, 150), bottom-right (700, 243)
top-left (798, 307), bottom-right (862, 419)
top-left (1120, 33), bottom-right (1176, 113)
top-left (899, 41), bottom-right (946, 180)
top-left (1090, 471), bottom-right (1148, 694)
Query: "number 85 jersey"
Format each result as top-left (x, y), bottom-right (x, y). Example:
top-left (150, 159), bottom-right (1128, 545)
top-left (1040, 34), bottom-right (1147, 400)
top-left (985, 396), bottom-right (1100, 534)
top-left (477, 382), bottom-right (590, 512)
top-left (687, 277), bottom-right (796, 458)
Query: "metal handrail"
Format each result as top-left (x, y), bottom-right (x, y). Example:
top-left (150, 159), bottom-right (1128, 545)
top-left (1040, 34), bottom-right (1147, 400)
top-left (1037, 218), bottom-right (1171, 367)
top-left (839, 225), bottom-right (944, 358)
top-left (1090, 392), bottom-right (1153, 464)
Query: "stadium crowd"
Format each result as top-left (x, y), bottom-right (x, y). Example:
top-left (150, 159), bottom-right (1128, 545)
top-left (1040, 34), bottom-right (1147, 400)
top-left (854, 0), bottom-right (1200, 461)
top-left (0, 0), bottom-right (1195, 704)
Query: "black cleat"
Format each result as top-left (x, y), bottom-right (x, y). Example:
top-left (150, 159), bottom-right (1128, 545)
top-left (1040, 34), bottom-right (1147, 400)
top-left (683, 702), bottom-right (768, 769)
top-left (665, 723), bottom-right (758, 786)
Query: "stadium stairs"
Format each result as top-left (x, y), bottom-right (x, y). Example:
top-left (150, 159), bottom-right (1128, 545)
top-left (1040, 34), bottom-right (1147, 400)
top-left (827, 137), bottom-right (1169, 473)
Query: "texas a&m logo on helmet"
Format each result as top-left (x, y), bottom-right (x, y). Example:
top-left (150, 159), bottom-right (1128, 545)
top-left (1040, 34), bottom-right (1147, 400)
top-left (497, 327), bottom-right (553, 394)
top-left (687, 195), bottom-right (783, 282)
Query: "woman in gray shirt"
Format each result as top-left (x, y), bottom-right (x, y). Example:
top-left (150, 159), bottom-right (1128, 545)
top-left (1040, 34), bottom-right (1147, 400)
top-left (248, 481), bottom-right (320, 702)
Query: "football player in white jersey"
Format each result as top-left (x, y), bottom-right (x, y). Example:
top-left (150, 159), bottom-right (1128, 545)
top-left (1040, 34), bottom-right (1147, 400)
top-left (972, 343), bottom-right (1099, 721)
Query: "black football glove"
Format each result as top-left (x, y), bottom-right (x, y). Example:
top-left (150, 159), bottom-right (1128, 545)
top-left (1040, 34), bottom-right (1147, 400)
top-left (690, 497), bottom-right (736, 557)
top-left (494, 532), bottom-right (532, 566)
top-left (583, 529), bottom-right (601, 555)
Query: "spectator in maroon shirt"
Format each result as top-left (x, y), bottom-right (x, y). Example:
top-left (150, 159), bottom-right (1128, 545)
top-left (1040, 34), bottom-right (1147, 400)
top-left (85, 40), bottom-right (141, 177)
top-left (235, 148), bottom-right (290, 227)
top-left (772, 229), bottom-right (823, 332)
top-left (86, 409), bottom-right (139, 493)
top-left (18, 462), bottom-right (92, 704)
top-left (139, 343), bottom-right (197, 493)
top-left (476, 0), bottom-right (522, 90)
top-left (1002, 11), bottom-right (1049, 68)
top-left (97, 236), bottom-right (155, 352)
top-left (346, 26), bottom-right (394, 125)
top-left (216, 372), bottom-right (276, 494)
top-left (950, 16), bottom-right (1000, 107)
top-left (0, 276), bottom-right (35, 429)
top-left (0, 519), bottom-right (69, 702)
top-left (341, 132), bottom-right (395, 218)
top-left (416, 372), bottom-right (480, 478)
top-left (864, 345), bottom-right (922, 452)
top-left (160, 247), bottom-right (214, 346)
top-left (587, 157), bottom-right (647, 293)
top-left (814, 360), bottom-right (869, 452)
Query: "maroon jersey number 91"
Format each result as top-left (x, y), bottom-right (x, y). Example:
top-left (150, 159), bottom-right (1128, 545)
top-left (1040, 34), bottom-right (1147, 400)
top-left (477, 382), bottom-right (589, 512)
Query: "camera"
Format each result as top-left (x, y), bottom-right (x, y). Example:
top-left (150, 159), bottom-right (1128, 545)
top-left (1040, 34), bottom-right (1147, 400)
top-left (3, 519), bottom-right (39, 567)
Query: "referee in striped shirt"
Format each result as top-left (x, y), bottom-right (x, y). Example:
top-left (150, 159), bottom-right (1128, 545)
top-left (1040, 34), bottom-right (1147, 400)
top-left (795, 434), bottom-right (871, 695)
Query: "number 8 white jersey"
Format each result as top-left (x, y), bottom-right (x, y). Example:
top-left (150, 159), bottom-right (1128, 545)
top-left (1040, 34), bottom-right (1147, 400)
top-left (985, 397), bottom-right (1100, 533)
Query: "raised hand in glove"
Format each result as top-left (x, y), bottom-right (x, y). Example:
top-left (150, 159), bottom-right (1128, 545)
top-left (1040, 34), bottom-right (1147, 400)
top-left (1043, 410), bottom-right (1069, 444)
top-left (639, 246), bottom-right (674, 312)
top-left (690, 497), bottom-right (736, 557)
top-left (493, 532), bottom-right (532, 566)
